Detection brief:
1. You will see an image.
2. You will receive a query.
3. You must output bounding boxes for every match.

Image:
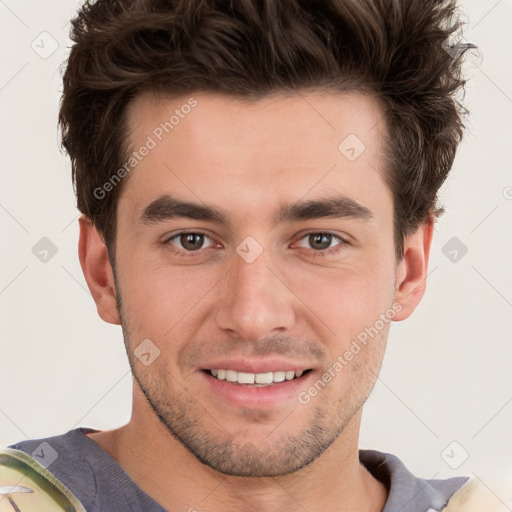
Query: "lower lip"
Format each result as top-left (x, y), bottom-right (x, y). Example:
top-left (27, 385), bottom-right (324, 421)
top-left (200, 370), bottom-right (314, 409)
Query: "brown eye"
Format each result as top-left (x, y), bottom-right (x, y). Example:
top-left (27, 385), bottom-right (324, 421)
top-left (164, 231), bottom-right (216, 253)
top-left (294, 231), bottom-right (349, 256)
top-left (180, 233), bottom-right (205, 251)
top-left (308, 233), bottom-right (334, 250)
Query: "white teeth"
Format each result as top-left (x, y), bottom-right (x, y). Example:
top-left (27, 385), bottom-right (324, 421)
top-left (226, 370), bottom-right (238, 382)
top-left (237, 372), bottom-right (255, 384)
top-left (209, 369), bottom-right (308, 385)
top-left (255, 372), bottom-right (273, 384)
top-left (273, 371), bottom-right (286, 383)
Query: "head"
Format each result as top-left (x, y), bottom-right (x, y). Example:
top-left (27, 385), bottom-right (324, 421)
top-left (68, 0), bottom-right (473, 477)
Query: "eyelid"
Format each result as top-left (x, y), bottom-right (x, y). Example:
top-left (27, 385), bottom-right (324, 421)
top-left (162, 229), bottom-right (219, 251)
top-left (162, 229), bottom-right (350, 256)
top-left (293, 230), bottom-right (350, 252)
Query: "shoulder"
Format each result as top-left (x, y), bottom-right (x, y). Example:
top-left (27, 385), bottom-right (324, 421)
top-left (3, 427), bottom-right (168, 511)
top-left (0, 442), bottom-right (88, 512)
top-left (3, 427), bottom-right (102, 509)
top-left (360, 449), bottom-right (469, 511)
top-left (442, 477), bottom-right (512, 511)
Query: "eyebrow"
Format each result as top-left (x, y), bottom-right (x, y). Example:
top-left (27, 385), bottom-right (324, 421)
top-left (138, 193), bottom-right (373, 227)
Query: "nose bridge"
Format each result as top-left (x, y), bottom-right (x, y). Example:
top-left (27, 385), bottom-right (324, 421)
top-left (215, 240), bottom-right (295, 341)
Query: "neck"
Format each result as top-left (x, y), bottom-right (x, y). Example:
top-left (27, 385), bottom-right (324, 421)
top-left (88, 394), bottom-right (388, 512)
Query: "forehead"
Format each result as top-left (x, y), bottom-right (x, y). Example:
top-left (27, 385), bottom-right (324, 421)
top-left (126, 89), bottom-right (384, 154)
top-left (120, 89), bottom-right (389, 224)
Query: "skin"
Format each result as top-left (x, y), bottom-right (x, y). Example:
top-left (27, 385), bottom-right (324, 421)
top-left (78, 90), bottom-right (433, 512)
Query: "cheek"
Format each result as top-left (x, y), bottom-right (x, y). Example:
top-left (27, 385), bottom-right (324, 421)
top-left (116, 254), bottom-right (220, 338)
top-left (116, 233), bottom-right (396, 350)
top-left (288, 260), bottom-right (395, 344)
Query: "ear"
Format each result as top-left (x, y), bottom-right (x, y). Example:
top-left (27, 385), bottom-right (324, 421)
top-left (78, 214), bottom-right (121, 325)
top-left (392, 216), bottom-right (434, 321)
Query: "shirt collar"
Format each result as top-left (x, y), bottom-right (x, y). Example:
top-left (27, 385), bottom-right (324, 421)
top-left (360, 449), bottom-right (469, 512)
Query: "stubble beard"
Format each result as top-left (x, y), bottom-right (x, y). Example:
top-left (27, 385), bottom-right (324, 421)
top-left (112, 271), bottom-right (378, 477)
top-left (129, 355), bottom-right (368, 477)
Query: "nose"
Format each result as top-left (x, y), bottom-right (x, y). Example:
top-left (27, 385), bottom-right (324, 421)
top-left (214, 242), bottom-right (296, 342)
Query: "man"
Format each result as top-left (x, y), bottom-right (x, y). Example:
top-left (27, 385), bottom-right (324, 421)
top-left (1, 0), bottom-right (482, 510)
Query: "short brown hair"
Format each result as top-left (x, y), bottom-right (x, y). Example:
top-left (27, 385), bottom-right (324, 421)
top-left (60, 0), bottom-right (476, 265)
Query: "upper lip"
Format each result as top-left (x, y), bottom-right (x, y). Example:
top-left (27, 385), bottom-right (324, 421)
top-left (201, 359), bottom-right (313, 374)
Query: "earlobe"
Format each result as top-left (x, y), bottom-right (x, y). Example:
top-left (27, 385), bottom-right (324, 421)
top-left (392, 217), bottom-right (434, 322)
top-left (78, 214), bottom-right (121, 325)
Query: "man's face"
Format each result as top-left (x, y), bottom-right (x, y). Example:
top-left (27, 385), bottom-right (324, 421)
top-left (112, 90), bottom-right (399, 476)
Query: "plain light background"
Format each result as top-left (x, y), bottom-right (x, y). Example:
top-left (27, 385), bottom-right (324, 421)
top-left (1, 0), bottom-right (511, 489)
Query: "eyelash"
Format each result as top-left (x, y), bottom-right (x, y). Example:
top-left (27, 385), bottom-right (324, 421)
top-left (162, 230), bottom-right (350, 259)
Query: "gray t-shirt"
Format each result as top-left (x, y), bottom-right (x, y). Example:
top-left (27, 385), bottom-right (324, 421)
top-left (8, 427), bottom-right (468, 511)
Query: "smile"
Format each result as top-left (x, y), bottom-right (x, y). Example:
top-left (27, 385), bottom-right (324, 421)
top-left (207, 369), bottom-right (312, 386)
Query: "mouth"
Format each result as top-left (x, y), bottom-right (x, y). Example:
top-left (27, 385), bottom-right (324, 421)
top-left (204, 368), bottom-right (313, 386)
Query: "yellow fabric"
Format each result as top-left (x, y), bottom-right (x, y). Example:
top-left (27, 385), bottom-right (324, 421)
top-left (0, 448), bottom-right (86, 512)
top-left (443, 477), bottom-right (512, 512)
